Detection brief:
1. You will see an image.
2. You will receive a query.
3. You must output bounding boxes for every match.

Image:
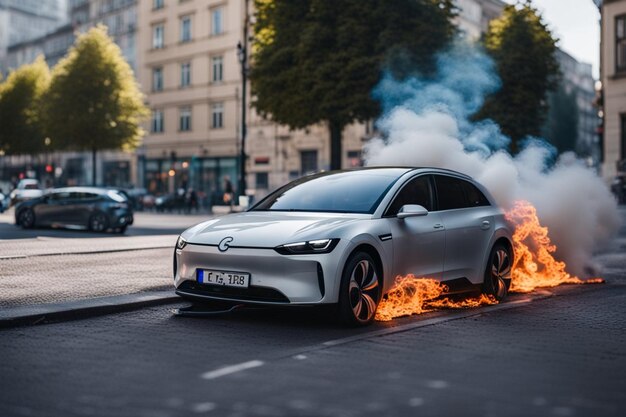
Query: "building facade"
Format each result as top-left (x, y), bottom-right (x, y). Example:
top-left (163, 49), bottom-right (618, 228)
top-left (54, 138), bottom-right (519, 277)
top-left (137, 0), bottom-right (368, 203)
top-left (454, 0), bottom-right (506, 41)
top-left (545, 49), bottom-right (601, 164)
top-left (0, 0), bottom-right (68, 75)
top-left (598, 0), bottom-right (626, 179)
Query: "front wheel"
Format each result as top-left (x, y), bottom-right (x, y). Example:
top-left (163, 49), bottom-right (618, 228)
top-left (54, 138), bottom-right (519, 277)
top-left (483, 243), bottom-right (512, 301)
top-left (18, 208), bottom-right (35, 229)
top-left (89, 212), bottom-right (109, 232)
top-left (338, 252), bottom-right (382, 326)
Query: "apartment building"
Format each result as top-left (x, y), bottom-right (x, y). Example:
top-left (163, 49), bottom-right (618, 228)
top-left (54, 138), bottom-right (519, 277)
top-left (138, 0), bottom-right (368, 202)
top-left (598, 0), bottom-right (626, 179)
top-left (0, 0), bottom-right (68, 75)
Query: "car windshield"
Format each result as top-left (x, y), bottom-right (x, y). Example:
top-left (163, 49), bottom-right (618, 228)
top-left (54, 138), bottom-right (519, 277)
top-left (251, 170), bottom-right (405, 214)
top-left (24, 184), bottom-right (39, 190)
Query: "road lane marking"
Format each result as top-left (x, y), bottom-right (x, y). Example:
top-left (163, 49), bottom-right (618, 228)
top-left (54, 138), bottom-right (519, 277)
top-left (200, 360), bottom-right (265, 380)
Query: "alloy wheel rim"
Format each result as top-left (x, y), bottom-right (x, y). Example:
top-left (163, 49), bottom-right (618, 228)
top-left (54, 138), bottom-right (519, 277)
top-left (21, 210), bottom-right (33, 226)
top-left (349, 259), bottom-right (379, 322)
top-left (491, 248), bottom-right (511, 299)
top-left (92, 215), bottom-right (106, 232)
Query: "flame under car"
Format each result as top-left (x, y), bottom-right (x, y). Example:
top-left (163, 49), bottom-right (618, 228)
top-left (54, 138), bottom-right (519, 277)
top-left (174, 167), bottom-right (514, 326)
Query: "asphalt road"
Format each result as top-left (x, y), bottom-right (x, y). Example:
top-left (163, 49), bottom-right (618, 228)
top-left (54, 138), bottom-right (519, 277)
top-left (0, 208), bottom-right (625, 417)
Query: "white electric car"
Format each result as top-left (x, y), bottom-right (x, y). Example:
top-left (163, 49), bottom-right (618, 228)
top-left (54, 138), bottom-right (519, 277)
top-left (174, 167), bottom-right (513, 325)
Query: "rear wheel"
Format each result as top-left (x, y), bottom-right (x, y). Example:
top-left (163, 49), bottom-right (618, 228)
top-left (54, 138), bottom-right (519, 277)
top-left (338, 252), bottom-right (382, 326)
top-left (483, 243), bottom-right (511, 301)
top-left (89, 212), bottom-right (109, 232)
top-left (18, 208), bottom-right (35, 229)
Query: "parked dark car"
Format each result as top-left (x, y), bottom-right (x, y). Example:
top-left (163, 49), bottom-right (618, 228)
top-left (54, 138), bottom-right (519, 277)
top-left (0, 190), bottom-right (7, 213)
top-left (14, 187), bottom-right (133, 233)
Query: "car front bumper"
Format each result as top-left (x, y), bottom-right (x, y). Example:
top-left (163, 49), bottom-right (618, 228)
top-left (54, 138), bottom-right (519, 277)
top-left (174, 242), bottom-right (348, 305)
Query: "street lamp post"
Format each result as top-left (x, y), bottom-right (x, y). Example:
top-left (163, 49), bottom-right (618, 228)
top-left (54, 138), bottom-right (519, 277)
top-left (237, 0), bottom-right (250, 199)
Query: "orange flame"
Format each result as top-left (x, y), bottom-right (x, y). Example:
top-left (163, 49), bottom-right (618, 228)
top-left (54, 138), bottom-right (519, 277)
top-left (375, 200), bottom-right (603, 322)
top-left (375, 276), bottom-right (497, 322)
top-left (505, 200), bottom-right (604, 292)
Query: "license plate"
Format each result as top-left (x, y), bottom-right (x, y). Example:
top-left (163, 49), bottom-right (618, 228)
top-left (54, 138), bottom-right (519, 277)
top-left (197, 269), bottom-right (250, 288)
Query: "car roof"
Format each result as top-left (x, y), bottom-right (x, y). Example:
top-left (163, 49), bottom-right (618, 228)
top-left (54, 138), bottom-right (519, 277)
top-left (48, 187), bottom-right (111, 195)
top-left (328, 166), bottom-right (472, 180)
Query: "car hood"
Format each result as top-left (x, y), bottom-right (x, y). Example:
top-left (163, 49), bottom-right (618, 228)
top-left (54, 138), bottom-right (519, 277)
top-left (182, 211), bottom-right (370, 248)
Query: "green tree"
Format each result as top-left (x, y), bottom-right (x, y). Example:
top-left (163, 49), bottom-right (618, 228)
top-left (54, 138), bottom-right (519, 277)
top-left (476, 1), bottom-right (559, 152)
top-left (252, 0), bottom-right (456, 170)
top-left (0, 56), bottom-right (51, 155)
top-left (43, 25), bottom-right (148, 185)
top-left (542, 84), bottom-right (578, 154)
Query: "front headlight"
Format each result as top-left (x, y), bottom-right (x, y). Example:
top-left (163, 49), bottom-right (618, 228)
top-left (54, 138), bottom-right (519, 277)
top-left (176, 236), bottom-right (187, 250)
top-left (274, 238), bottom-right (339, 255)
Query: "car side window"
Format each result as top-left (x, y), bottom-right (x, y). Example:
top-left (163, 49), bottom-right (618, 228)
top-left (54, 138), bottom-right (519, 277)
top-left (385, 175), bottom-right (433, 217)
top-left (462, 181), bottom-right (490, 207)
top-left (434, 175), bottom-right (490, 210)
top-left (434, 175), bottom-right (467, 210)
top-left (81, 192), bottom-right (99, 200)
top-left (49, 192), bottom-right (70, 202)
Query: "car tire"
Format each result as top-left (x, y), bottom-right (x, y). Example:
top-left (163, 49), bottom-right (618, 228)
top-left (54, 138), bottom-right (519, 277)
top-left (89, 212), bottom-right (109, 232)
top-left (482, 243), bottom-right (512, 301)
top-left (338, 251), bottom-right (382, 326)
top-left (117, 225), bottom-right (128, 234)
top-left (18, 208), bottom-right (35, 229)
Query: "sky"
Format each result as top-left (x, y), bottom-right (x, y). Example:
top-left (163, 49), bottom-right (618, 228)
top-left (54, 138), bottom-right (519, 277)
top-left (504, 0), bottom-right (601, 78)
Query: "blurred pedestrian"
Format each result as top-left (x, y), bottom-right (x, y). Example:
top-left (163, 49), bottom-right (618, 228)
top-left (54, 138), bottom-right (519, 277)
top-left (185, 188), bottom-right (198, 213)
top-left (223, 176), bottom-right (234, 208)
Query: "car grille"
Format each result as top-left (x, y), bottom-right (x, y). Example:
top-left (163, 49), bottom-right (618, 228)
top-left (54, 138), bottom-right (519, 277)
top-left (177, 281), bottom-right (290, 303)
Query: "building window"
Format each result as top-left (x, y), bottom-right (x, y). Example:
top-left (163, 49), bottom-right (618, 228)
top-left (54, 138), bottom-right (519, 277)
top-left (152, 67), bottom-right (163, 91)
top-left (256, 172), bottom-right (269, 189)
top-left (153, 0), bottom-right (164, 10)
top-left (180, 15), bottom-right (192, 42)
top-left (211, 103), bottom-right (224, 128)
top-left (211, 8), bottom-right (223, 35)
top-left (617, 15), bottom-right (626, 73)
top-left (180, 62), bottom-right (191, 87)
top-left (211, 56), bottom-right (223, 82)
top-left (153, 24), bottom-right (164, 49)
top-left (300, 150), bottom-right (318, 175)
top-left (180, 106), bottom-right (192, 131)
top-left (151, 109), bottom-right (164, 133)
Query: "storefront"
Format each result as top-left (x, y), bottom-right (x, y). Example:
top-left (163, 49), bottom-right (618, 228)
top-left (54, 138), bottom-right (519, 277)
top-left (143, 156), bottom-right (238, 206)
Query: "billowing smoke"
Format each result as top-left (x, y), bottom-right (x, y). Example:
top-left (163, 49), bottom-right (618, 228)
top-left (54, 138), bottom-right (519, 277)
top-left (364, 44), bottom-right (620, 277)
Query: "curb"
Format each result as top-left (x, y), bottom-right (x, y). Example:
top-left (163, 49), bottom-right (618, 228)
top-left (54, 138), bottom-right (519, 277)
top-left (0, 291), bottom-right (182, 329)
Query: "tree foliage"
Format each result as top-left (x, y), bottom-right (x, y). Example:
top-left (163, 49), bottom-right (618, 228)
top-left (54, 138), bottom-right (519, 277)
top-left (43, 25), bottom-right (148, 154)
top-left (476, 1), bottom-right (559, 152)
top-left (252, 0), bottom-right (456, 169)
top-left (0, 56), bottom-right (51, 155)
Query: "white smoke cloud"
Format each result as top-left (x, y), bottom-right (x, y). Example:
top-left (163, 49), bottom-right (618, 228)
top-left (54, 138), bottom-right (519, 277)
top-left (365, 45), bottom-right (620, 277)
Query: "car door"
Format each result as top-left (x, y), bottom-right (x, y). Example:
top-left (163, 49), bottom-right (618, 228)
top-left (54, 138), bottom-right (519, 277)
top-left (434, 175), bottom-right (494, 284)
top-left (384, 175), bottom-right (445, 281)
top-left (34, 191), bottom-right (70, 226)
top-left (72, 192), bottom-right (99, 226)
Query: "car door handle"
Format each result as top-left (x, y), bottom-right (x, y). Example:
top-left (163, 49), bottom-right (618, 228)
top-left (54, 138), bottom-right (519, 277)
top-left (433, 223), bottom-right (444, 229)
top-left (481, 220), bottom-right (490, 230)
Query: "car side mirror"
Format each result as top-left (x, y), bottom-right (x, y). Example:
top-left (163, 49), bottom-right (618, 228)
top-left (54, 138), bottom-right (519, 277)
top-left (397, 204), bottom-right (428, 219)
